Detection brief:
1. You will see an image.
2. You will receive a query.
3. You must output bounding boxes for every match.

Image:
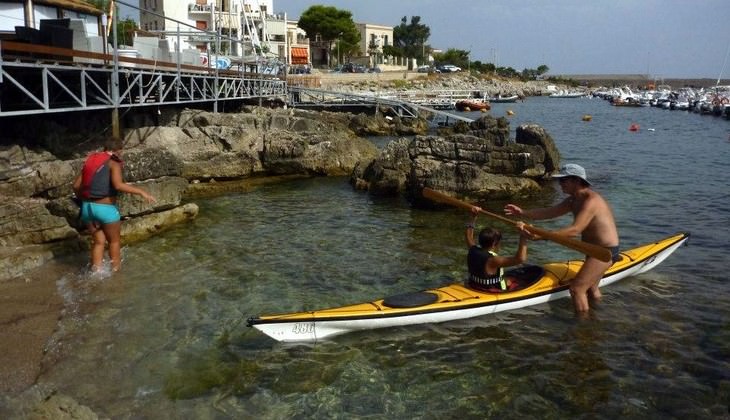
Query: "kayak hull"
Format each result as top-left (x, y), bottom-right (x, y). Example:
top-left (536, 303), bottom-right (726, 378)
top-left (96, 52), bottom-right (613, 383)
top-left (248, 233), bottom-right (689, 342)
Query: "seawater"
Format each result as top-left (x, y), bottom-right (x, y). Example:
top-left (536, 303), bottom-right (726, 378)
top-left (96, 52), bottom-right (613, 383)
top-left (8, 97), bottom-right (730, 418)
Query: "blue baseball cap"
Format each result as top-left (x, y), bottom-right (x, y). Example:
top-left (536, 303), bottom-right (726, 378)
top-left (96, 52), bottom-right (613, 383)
top-left (552, 163), bottom-right (591, 185)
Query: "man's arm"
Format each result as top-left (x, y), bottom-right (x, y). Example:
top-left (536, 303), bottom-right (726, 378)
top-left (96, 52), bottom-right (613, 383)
top-left (554, 197), bottom-right (597, 237)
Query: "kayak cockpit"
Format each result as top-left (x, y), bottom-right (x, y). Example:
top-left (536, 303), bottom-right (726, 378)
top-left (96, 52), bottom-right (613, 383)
top-left (379, 265), bottom-right (546, 309)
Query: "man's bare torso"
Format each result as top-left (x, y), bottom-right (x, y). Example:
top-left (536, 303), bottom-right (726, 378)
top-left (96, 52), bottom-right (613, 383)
top-left (570, 190), bottom-right (619, 247)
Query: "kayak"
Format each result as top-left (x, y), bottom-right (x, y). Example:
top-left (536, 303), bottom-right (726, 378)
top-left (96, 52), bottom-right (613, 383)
top-left (247, 232), bottom-right (689, 342)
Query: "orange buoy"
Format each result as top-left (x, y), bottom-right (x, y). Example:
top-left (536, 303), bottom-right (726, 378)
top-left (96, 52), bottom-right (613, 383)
top-left (629, 123), bottom-right (640, 132)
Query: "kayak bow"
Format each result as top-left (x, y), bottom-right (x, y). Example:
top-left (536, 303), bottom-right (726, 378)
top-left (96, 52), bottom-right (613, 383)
top-left (247, 232), bottom-right (689, 342)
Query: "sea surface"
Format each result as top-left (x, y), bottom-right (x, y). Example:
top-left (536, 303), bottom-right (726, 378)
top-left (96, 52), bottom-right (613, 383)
top-left (5, 97), bottom-right (730, 418)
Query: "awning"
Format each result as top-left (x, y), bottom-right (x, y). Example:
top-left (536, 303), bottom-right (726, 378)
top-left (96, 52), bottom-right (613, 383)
top-left (291, 47), bottom-right (308, 64)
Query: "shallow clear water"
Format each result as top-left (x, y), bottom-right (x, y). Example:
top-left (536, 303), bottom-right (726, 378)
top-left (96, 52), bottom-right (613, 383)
top-left (11, 97), bottom-right (730, 418)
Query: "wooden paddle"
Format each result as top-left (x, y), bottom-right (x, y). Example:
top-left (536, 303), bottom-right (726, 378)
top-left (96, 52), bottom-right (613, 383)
top-left (422, 187), bottom-right (612, 262)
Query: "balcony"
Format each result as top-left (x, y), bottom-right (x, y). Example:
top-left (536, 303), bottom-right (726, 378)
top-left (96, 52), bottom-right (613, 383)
top-left (189, 3), bottom-right (213, 14)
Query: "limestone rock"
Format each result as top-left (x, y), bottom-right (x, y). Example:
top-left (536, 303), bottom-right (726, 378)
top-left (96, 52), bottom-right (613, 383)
top-left (352, 115), bottom-right (557, 203)
top-left (120, 203), bottom-right (199, 243)
top-left (0, 197), bottom-right (79, 247)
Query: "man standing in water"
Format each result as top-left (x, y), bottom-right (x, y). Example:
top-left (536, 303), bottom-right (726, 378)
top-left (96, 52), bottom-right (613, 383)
top-left (503, 164), bottom-right (620, 313)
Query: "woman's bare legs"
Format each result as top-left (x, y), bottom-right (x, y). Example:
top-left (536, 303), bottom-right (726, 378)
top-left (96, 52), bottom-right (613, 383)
top-left (101, 221), bottom-right (122, 272)
top-left (89, 224), bottom-right (106, 272)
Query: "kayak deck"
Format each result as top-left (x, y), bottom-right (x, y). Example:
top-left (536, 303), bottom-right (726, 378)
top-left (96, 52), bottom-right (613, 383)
top-left (247, 232), bottom-right (689, 342)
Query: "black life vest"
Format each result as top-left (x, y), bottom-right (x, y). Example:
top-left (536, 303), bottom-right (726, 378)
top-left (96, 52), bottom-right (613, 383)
top-left (467, 246), bottom-right (506, 290)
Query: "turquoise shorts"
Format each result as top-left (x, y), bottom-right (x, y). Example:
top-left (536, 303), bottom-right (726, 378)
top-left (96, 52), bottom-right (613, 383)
top-left (79, 201), bottom-right (121, 225)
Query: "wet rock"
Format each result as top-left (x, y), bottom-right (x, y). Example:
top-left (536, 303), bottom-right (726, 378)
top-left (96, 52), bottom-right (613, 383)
top-left (0, 197), bottom-right (78, 247)
top-left (351, 114), bottom-right (556, 203)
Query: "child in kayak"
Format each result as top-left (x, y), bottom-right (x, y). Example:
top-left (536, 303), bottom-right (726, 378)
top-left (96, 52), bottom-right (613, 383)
top-left (465, 207), bottom-right (529, 292)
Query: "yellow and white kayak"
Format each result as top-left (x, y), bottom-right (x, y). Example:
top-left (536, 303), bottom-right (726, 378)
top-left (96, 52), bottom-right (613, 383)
top-left (247, 232), bottom-right (689, 342)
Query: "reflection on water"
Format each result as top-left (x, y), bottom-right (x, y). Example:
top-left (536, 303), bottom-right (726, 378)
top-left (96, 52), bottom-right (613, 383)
top-left (8, 98), bottom-right (730, 417)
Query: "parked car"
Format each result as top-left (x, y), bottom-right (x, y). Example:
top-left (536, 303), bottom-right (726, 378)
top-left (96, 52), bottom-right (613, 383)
top-left (416, 65), bottom-right (441, 73)
top-left (368, 66), bottom-right (382, 73)
top-left (438, 64), bottom-right (462, 73)
top-left (342, 63), bottom-right (367, 73)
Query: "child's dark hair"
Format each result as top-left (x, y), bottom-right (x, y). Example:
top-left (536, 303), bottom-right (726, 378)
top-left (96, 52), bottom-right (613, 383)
top-left (478, 228), bottom-right (502, 248)
top-left (103, 136), bottom-right (124, 152)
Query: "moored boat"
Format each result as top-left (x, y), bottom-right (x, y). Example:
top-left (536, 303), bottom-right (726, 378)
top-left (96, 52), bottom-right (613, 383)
top-left (248, 232), bottom-right (689, 342)
top-left (549, 90), bottom-right (586, 98)
top-left (489, 94), bottom-right (520, 103)
top-left (455, 99), bottom-right (491, 111)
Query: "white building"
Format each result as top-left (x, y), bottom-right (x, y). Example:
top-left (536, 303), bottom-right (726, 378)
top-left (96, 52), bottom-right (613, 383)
top-left (356, 23), bottom-right (392, 67)
top-left (138, 0), bottom-right (288, 63)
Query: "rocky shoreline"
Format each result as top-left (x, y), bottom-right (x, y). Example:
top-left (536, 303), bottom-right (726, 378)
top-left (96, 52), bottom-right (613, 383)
top-left (0, 76), bottom-right (563, 414)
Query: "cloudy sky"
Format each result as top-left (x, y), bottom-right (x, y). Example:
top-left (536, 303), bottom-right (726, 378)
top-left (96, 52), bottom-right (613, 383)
top-left (122, 0), bottom-right (730, 79)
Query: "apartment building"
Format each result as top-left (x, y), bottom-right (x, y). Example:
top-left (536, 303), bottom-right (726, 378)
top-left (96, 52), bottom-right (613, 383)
top-left (356, 23), bottom-right (392, 67)
top-left (138, 0), bottom-right (297, 64)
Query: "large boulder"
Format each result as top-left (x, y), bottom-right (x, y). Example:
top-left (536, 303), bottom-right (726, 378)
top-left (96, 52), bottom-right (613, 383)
top-left (0, 197), bottom-right (78, 247)
top-left (126, 108), bottom-right (379, 180)
top-left (351, 115), bottom-right (559, 204)
top-left (515, 123), bottom-right (561, 173)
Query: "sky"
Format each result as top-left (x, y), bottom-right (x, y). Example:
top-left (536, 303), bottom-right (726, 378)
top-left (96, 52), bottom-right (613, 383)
top-left (121, 0), bottom-right (730, 79)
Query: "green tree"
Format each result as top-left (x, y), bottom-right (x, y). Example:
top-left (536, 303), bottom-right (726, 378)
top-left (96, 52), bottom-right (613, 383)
top-left (471, 60), bottom-right (496, 74)
top-left (297, 5), bottom-right (360, 67)
top-left (393, 16), bottom-right (430, 62)
top-left (433, 48), bottom-right (470, 69)
top-left (519, 64), bottom-right (550, 80)
top-left (382, 45), bottom-right (402, 58)
top-left (496, 66), bottom-right (519, 78)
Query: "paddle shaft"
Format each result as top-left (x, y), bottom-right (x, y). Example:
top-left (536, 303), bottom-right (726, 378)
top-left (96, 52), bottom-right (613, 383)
top-left (422, 188), bottom-right (612, 262)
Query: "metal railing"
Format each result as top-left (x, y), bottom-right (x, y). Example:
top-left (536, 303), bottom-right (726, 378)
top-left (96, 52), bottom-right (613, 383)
top-left (0, 40), bottom-right (286, 117)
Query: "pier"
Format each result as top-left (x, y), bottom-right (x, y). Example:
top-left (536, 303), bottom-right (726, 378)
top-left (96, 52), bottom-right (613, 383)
top-left (290, 86), bottom-right (474, 126)
top-left (0, 40), bottom-right (286, 118)
top-left (0, 42), bottom-right (471, 128)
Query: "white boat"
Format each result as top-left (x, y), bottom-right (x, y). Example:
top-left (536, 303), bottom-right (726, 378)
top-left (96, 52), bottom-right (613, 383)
top-left (489, 94), bottom-right (519, 103)
top-left (549, 90), bottom-right (586, 98)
